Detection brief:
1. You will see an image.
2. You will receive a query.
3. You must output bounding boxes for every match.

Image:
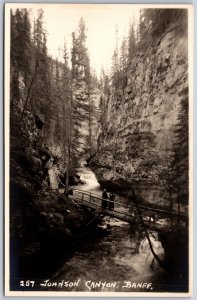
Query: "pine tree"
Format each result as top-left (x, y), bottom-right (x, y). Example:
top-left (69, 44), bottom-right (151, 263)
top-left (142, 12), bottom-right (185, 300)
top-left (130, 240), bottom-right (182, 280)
top-left (158, 91), bottom-right (189, 220)
top-left (128, 22), bottom-right (136, 64)
top-left (10, 9), bottom-right (34, 150)
top-left (31, 9), bottom-right (52, 143)
top-left (119, 36), bottom-right (128, 73)
top-left (10, 10), bottom-right (20, 109)
top-left (62, 42), bottom-right (72, 187)
top-left (173, 91), bottom-right (189, 214)
top-left (99, 69), bottom-right (110, 143)
top-left (137, 9), bottom-right (151, 48)
top-left (111, 48), bottom-right (119, 86)
top-left (54, 59), bottom-right (62, 143)
top-left (111, 25), bottom-right (120, 86)
top-left (10, 9), bottom-right (33, 109)
top-left (71, 18), bottom-right (92, 165)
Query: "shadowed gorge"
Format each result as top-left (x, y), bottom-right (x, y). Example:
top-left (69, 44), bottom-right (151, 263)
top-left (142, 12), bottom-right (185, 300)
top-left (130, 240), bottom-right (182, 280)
top-left (7, 6), bottom-right (190, 295)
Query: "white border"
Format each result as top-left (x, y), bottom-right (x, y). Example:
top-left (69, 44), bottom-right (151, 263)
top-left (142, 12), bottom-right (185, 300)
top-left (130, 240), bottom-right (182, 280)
top-left (4, 3), bottom-right (194, 297)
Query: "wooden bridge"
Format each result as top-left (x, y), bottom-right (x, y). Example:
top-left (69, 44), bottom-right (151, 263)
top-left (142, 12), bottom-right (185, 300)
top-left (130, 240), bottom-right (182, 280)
top-left (71, 189), bottom-right (188, 233)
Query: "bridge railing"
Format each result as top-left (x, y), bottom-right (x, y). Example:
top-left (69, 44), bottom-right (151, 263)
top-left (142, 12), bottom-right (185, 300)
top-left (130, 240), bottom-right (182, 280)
top-left (72, 188), bottom-right (188, 230)
top-left (72, 189), bottom-right (137, 222)
top-left (73, 189), bottom-right (131, 211)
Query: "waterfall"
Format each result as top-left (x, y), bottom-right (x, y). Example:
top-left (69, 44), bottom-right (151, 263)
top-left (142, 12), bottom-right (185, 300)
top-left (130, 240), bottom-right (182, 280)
top-left (76, 167), bottom-right (101, 195)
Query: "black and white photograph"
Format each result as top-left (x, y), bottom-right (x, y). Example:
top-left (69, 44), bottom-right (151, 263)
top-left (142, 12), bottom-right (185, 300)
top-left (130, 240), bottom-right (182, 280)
top-left (4, 3), bottom-right (193, 296)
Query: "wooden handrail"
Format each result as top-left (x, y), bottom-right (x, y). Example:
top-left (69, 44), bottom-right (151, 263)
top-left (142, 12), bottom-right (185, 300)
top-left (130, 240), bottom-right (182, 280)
top-left (73, 189), bottom-right (188, 219)
top-left (73, 189), bottom-right (131, 208)
top-left (74, 195), bottom-right (188, 232)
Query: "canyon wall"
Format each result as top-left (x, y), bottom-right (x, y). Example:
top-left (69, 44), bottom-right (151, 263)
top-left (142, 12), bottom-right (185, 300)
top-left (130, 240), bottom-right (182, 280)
top-left (91, 25), bottom-right (188, 211)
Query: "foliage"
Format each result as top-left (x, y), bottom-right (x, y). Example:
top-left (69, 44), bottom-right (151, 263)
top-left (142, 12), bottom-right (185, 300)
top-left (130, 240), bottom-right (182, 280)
top-left (109, 8), bottom-right (188, 89)
top-left (138, 9), bottom-right (188, 48)
top-left (10, 8), bottom-right (189, 213)
top-left (99, 8), bottom-right (189, 214)
top-left (10, 10), bottom-right (100, 176)
top-left (71, 18), bottom-right (99, 165)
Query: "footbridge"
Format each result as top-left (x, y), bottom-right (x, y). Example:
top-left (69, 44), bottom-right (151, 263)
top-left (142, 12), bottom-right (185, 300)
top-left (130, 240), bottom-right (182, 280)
top-left (71, 189), bottom-right (188, 233)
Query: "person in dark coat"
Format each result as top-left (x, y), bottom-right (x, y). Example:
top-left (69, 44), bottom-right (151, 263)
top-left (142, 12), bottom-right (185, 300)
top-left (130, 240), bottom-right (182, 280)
top-left (102, 189), bottom-right (109, 209)
top-left (109, 192), bottom-right (115, 211)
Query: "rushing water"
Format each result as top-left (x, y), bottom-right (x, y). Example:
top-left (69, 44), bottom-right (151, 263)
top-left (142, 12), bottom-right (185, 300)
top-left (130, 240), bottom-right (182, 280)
top-left (76, 167), bottom-right (102, 195)
top-left (10, 168), bottom-right (188, 293)
top-left (43, 168), bottom-right (173, 293)
top-left (48, 222), bottom-right (166, 293)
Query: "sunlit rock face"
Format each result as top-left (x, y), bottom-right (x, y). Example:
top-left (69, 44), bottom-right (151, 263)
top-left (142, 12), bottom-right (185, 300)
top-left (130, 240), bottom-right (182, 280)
top-left (91, 28), bottom-right (188, 209)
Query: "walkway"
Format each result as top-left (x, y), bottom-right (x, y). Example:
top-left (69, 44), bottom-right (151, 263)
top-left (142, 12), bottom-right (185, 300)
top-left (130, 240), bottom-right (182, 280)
top-left (72, 189), bottom-right (188, 233)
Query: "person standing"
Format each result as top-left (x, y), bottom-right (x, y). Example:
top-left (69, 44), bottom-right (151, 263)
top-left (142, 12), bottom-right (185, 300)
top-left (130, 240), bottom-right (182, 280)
top-left (109, 192), bottom-right (115, 211)
top-left (102, 189), bottom-right (109, 209)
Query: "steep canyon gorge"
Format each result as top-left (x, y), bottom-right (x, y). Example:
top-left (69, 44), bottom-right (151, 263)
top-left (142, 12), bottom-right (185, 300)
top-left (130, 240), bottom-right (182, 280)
top-left (91, 21), bottom-right (188, 212)
top-left (8, 7), bottom-right (190, 294)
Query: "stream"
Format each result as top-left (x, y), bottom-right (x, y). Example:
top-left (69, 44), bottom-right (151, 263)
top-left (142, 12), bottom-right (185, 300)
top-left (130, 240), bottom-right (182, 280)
top-left (12, 168), bottom-right (188, 293)
top-left (40, 168), bottom-right (179, 293)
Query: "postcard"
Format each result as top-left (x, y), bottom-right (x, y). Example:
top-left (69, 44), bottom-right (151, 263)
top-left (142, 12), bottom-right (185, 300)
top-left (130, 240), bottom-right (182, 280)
top-left (4, 3), bottom-right (193, 297)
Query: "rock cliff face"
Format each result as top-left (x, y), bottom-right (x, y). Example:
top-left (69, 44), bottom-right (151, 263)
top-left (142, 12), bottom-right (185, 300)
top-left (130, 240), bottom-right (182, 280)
top-left (91, 26), bottom-right (188, 210)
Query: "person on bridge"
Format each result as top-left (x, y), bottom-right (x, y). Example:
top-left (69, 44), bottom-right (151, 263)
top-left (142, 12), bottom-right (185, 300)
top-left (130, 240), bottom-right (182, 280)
top-left (109, 192), bottom-right (115, 211)
top-left (102, 189), bottom-right (109, 209)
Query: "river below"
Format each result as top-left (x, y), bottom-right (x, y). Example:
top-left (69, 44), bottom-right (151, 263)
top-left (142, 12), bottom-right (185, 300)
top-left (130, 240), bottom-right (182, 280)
top-left (49, 222), bottom-right (167, 292)
top-left (12, 167), bottom-right (188, 293)
top-left (40, 167), bottom-right (183, 293)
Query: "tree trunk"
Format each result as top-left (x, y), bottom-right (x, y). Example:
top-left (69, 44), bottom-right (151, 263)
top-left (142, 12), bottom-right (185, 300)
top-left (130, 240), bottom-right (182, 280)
top-left (132, 189), bottom-right (165, 270)
top-left (21, 60), bottom-right (38, 119)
